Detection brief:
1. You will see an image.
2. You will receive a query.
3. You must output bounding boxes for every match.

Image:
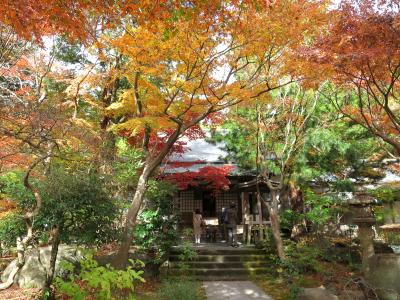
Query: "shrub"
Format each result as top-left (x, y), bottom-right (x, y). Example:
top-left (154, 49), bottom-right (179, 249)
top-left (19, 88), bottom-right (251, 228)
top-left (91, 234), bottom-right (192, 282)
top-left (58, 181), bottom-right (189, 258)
top-left (55, 252), bottom-right (145, 300)
top-left (0, 171), bottom-right (38, 252)
top-left (134, 181), bottom-right (179, 268)
top-left (0, 168), bottom-right (121, 249)
top-left (369, 187), bottom-right (396, 203)
top-left (0, 211), bottom-right (25, 249)
top-left (303, 189), bottom-right (336, 231)
top-left (39, 168), bottom-right (121, 246)
top-left (255, 227), bottom-right (277, 255)
top-left (288, 243), bottom-right (323, 274)
top-left (176, 241), bottom-right (198, 273)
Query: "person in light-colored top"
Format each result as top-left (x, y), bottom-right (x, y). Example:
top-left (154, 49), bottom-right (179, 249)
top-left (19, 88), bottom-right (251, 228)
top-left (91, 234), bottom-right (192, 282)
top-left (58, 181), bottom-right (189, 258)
top-left (193, 209), bottom-right (203, 244)
top-left (227, 202), bottom-right (238, 247)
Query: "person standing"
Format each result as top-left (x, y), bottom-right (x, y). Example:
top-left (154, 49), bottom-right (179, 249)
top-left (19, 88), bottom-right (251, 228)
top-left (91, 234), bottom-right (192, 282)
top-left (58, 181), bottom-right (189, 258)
top-left (193, 209), bottom-right (203, 244)
top-left (227, 202), bottom-right (238, 247)
top-left (219, 207), bottom-right (228, 242)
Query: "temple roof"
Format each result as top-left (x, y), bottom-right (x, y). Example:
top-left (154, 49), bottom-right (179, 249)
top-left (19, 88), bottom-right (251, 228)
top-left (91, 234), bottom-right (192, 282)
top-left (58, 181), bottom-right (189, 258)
top-left (163, 137), bottom-right (239, 174)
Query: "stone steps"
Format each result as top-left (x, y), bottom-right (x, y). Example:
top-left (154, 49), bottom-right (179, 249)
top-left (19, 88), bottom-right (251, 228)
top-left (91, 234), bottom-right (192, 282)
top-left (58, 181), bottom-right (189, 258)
top-left (168, 267), bottom-right (270, 277)
top-left (169, 261), bottom-right (269, 268)
top-left (170, 248), bottom-right (265, 256)
top-left (169, 254), bottom-right (267, 262)
top-left (166, 245), bottom-right (269, 280)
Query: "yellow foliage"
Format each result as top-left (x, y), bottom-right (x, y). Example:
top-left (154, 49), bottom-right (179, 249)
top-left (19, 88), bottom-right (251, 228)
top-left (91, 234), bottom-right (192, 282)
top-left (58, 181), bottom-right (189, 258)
top-left (100, 0), bottom-right (328, 135)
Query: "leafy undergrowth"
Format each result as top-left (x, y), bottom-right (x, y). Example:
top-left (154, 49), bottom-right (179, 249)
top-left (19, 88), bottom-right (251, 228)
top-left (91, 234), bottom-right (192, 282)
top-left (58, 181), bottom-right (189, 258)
top-left (137, 277), bottom-right (206, 300)
top-left (253, 261), bottom-right (360, 300)
top-left (253, 236), bottom-right (364, 299)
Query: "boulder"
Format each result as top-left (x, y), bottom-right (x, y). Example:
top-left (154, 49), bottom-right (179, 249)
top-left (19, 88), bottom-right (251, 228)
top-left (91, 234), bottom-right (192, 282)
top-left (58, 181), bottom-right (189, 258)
top-left (367, 254), bottom-right (400, 300)
top-left (297, 286), bottom-right (338, 300)
top-left (1, 245), bottom-right (81, 288)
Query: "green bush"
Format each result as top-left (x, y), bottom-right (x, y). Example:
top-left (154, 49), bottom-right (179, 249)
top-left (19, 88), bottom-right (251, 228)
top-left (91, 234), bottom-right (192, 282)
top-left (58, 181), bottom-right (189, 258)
top-left (285, 241), bottom-right (321, 274)
top-left (0, 171), bottom-right (37, 211)
top-left (332, 179), bottom-right (354, 192)
top-left (0, 171), bottom-right (38, 251)
top-left (303, 189), bottom-right (336, 230)
top-left (0, 212), bottom-right (25, 249)
top-left (0, 168), bottom-right (121, 249)
top-left (39, 167), bottom-right (121, 246)
top-left (255, 227), bottom-right (277, 255)
top-left (134, 181), bottom-right (179, 266)
top-left (280, 210), bottom-right (301, 236)
top-left (369, 187), bottom-right (396, 203)
top-left (55, 252), bottom-right (145, 300)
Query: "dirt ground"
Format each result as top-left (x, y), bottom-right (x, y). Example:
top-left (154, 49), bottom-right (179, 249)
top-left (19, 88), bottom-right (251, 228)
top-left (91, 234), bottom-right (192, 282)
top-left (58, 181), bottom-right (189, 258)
top-left (0, 286), bottom-right (40, 300)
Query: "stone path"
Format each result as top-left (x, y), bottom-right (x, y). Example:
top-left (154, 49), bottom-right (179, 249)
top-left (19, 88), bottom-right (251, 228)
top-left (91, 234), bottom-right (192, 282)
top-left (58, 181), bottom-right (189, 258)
top-left (203, 281), bottom-right (274, 300)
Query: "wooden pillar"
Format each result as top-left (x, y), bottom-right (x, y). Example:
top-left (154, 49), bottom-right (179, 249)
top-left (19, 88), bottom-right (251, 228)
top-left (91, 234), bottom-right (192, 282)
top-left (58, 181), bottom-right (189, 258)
top-left (257, 193), bottom-right (264, 241)
top-left (242, 192), bottom-right (253, 245)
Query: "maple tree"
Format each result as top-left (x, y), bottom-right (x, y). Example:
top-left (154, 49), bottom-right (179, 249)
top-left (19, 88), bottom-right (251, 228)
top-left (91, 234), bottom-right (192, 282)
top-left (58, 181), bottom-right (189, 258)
top-left (0, 0), bottom-right (111, 42)
top-left (162, 164), bottom-right (234, 191)
top-left (0, 0), bottom-right (343, 270)
top-left (93, 0), bottom-right (328, 265)
top-left (309, 0), bottom-right (400, 155)
top-left (0, 25), bottom-right (104, 290)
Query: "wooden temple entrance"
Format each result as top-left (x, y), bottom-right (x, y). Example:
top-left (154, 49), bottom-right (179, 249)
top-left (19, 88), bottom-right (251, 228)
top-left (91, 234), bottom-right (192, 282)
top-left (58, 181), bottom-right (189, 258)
top-left (173, 177), bottom-right (274, 245)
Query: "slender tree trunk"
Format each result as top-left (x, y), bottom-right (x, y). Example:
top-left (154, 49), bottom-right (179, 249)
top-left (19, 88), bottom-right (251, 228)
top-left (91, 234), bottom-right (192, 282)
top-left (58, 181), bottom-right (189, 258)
top-left (44, 226), bottom-right (61, 298)
top-left (267, 191), bottom-right (286, 260)
top-left (269, 210), bottom-right (286, 260)
top-left (0, 220), bottom-right (34, 290)
top-left (114, 165), bottom-right (152, 269)
top-left (257, 183), bottom-right (286, 260)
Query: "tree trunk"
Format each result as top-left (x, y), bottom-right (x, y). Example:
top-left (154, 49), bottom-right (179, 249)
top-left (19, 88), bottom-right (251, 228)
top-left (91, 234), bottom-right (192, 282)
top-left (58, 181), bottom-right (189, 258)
top-left (0, 226), bottom-right (32, 290)
top-left (257, 182), bottom-right (286, 260)
top-left (114, 165), bottom-right (152, 269)
top-left (44, 226), bottom-right (61, 298)
top-left (268, 205), bottom-right (286, 260)
top-left (114, 126), bottom-right (182, 269)
top-left (263, 190), bottom-right (286, 260)
top-left (358, 224), bottom-right (375, 274)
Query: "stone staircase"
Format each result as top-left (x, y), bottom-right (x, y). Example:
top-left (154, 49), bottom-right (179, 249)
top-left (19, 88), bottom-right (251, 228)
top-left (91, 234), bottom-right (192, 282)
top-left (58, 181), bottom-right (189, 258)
top-left (165, 245), bottom-right (269, 280)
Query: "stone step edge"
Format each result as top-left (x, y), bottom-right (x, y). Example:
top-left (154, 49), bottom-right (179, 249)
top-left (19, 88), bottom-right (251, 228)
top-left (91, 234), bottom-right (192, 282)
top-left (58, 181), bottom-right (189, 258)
top-left (169, 254), bottom-right (267, 258)
top-left (169, 261), bottom-right (271, 268)
top-left (170, 248), bottom-right (264, 253)
top-left (166, 267), bottom-right (270, 272)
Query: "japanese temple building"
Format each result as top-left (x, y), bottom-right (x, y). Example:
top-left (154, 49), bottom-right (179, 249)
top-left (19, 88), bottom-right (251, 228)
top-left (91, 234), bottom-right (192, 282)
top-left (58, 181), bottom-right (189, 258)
top-left (163, 137), bottom-right (273, 241)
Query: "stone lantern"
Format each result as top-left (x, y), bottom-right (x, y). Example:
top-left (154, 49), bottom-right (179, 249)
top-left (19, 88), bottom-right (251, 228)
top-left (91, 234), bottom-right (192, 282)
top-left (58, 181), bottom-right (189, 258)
top-left (347, 192), bottom-right (378, 273)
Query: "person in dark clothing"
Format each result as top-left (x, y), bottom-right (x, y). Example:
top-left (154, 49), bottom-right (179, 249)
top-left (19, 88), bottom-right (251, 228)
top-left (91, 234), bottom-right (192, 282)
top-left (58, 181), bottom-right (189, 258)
top-left (226, 202), bottom-right (238, 247)
top-left (219, 207), bottom-right (228, 242)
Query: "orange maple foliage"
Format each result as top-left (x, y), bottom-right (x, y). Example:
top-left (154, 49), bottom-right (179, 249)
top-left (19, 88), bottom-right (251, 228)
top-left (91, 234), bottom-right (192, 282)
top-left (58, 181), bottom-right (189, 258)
top-left (0, 0), bottom-right (274, 43)
top-left (0, 27), bottom-right (100, 173)
top-left (0, 0), bottom-right (111, 42)
top-left (90, 0), bottom-right (329, 264)
top-left (308, 0), bottom-right (400, 154)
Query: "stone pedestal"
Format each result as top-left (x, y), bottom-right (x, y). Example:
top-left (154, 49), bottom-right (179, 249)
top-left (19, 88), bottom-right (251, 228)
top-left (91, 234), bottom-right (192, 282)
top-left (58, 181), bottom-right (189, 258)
top-left (358, 224), bottom-right (375, 273)
top-left (367, 254), bottom-right (400, 300)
